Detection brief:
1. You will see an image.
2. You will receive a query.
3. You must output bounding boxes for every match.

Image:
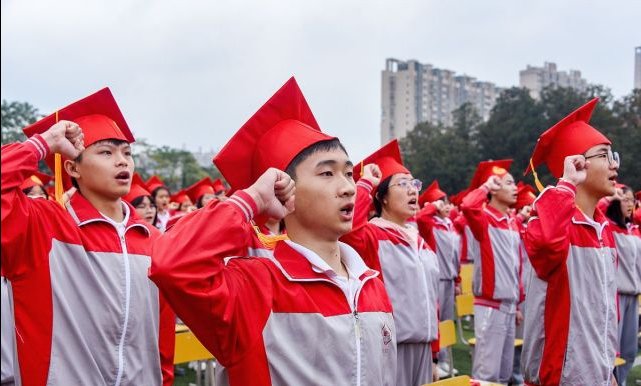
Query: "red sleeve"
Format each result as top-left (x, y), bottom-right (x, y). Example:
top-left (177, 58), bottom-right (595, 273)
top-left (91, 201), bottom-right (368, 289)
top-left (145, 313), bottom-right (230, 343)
top-left (339, 181), bottom-right (383, 275)
top-left (460, 186), bottom-right (490, 243)
top-left (415, 205), bottom-right (437, 251)
top-left (149, 191), bottom-right (275, 368)
top-left (524, 181), bottom-right (576, 281)
top-left (1, 137), bottom-right (65, 279)
top-left (158, 292), bottom-right (175, 386)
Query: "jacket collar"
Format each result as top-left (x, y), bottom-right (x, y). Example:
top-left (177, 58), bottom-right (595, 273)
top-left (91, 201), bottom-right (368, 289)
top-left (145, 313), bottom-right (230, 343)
top-left (65, 193), bottom-right (151, 236)
top-left (483, 204), bottom-right (512, 223)
top-left (571, 207), bottom-right (609, 239)
top-left (272, 240), bottom-right (377, 282)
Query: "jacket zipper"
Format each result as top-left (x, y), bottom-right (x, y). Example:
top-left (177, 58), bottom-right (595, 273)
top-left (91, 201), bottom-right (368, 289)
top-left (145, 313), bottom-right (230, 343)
top-left (114, 229), bottom-right (131, 386)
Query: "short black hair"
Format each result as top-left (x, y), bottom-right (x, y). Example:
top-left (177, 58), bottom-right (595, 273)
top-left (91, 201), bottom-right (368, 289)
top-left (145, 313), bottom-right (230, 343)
top-left (70, 139), bottom-right (130, 190)
top-left (606, 185), bottom-right (632, 228)
top-left (373, 175), bottom-right (393, 217)
top-left (284, 139), bottom-right (348, 180)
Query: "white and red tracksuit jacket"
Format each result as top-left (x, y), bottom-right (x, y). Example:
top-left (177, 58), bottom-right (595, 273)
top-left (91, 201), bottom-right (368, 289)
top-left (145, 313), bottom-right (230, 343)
top-left (149, 191), bottom-right (397, 386)
top-left (1, 138), bottom-right (174, 386)
top-left (461, 186), bottom-right (522, 311)
top-left (453, 213), bottom-right (472, 264)
top-left (340, 180), bottom-right (440, 348)
top-left (416, 205), bottom-right (462, 282)
top-left (609, 222), bottom-right (641, 296)
top-left (522, 181), bottom-right (618, 386)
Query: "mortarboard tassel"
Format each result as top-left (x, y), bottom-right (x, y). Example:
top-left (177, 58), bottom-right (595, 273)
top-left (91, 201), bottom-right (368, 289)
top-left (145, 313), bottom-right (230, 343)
top-left (529, 158), bottom-right (545, 193)
top-left (54, 111), bottom-right (65, 206)
top-left (252, 224), bottom-right (289, 249)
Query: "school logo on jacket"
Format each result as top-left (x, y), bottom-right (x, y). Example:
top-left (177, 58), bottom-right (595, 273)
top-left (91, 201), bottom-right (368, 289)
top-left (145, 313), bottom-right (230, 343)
top-left (381, 322), bottom-right (392, 352)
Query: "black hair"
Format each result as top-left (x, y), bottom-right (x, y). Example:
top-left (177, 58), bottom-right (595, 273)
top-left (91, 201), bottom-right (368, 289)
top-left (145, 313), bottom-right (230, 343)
top-left (284, 139), bottom-right (348, 180)
top-left (606, 186), bottom-right (632, 229)
top-left (22, 185), bottom-right (49, 200)
top-left (131, 194), bottom-right (158, 225)
top-left (373, 176), bottom-right (393, 217)
top-left (151, 186), bottom-right (170, 200)
top-left (70, 139), bottom-right (130, 190)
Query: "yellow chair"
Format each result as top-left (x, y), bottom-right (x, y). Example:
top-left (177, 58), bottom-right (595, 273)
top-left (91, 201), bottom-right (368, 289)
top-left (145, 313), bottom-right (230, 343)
top-left (459, 264), bottom-right (474, 295)
top-left (455, 294), bottom-right (523, 348)
top-left (174, 328), bottom-right (215, 364)
top-left (424, 375), bottom-right (471, 386)
top-left (439, 319), bottom-right (458, 378)
top-left (614, 356), bottom-right (626, 367)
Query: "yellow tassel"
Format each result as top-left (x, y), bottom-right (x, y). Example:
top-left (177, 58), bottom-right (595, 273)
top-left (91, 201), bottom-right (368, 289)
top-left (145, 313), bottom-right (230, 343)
top-left (252, 224), bottom-right (288, 250)
top-left (53, 111), bottom-right (65, 206)
top-left (360, 160), bottom-right (364, 177)
top-left (529, 158), bottom-right (545, 193)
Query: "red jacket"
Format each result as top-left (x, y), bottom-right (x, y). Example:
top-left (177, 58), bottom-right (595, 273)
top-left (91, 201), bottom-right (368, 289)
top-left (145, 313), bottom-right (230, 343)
top-left (521, 181), bottom-right (618, 385)
top-left (461, 186), bottom-right (522, 310)
top-left (149, 191), bottom-right (397, 386)
top-left (416, 205), bottom-right (462, 282)
top-left (1, 137), bottom-right (174, 386)
top-left (341, 180), bottom-right (440, 349)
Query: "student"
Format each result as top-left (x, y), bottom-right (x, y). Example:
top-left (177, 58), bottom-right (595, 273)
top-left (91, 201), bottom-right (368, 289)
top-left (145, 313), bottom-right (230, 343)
top-left (212, 178), bottom-right (229, 201)
top-left (147, 175), bottom-right (172, 231)
top-left (124, 173), bottom-right (158, 225)
top-left (149, 77), bottom-right (396, 386)
top-left (461, 159), bottom-right (522, 384)
top-left (341, 139), bottom-right (440, 385)
top-left (603, 184), bottom-right (640, 385)
top-left (522, 98), bottom-right (619, 386)
top-left (20, 172), bottom-right (52, 200)
top-left (416, 180), bottom-right (461, 376)
top-left (1, 88), bottom-right (174, 385)
top-left (185, 177), bottom-right (218, 208)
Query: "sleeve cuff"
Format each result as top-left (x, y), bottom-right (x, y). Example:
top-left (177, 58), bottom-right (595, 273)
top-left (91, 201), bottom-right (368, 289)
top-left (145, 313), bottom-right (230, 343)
top-left (25, 134), bottom-right (50, 161)
top-left (556, 179), bottom-right (577, 196)
top-left (227, 191), bottom-right (259, 222)
top-left (356, 179), bottom-right (374, 193)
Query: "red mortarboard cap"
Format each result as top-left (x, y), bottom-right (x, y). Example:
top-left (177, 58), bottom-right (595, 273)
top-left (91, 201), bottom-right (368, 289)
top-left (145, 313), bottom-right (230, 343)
top-left (214, 77), bottom-right (335, 191)
top-left (469, 159), bottom-right (513, 190)
top-left (170, 189), bottom-right (191, 204)
top-left (22, 88), bottom-right (135, 191)
top-left (186, 177), bottom-right (215, 203)
top-left (212, 178), bottom-right (227, 194)
top-left (636, 191), bottom-right (641, 200)
top-left (353, 139), bottom-right (410, 185)
top-left (19, 172), bottom-right (53, 191)
top-left (123, 173), bottom-right (151, 204)
top-left (146, 176), bottom-right (167, 193)
top-left (515, 182), bottom-right (537, 210)
top-left (525, 98), bottom-right (611, 183)
top-left (449, 189), bottom-right (469, 207)
top-left (419, 180), bottom-right (447, 207)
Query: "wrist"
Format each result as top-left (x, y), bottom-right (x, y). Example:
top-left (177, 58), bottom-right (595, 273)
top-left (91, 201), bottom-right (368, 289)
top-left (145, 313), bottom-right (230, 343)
top-left (559, 177), bottom-right (577, 187)
top-left (242, 187), bottom-right (265, 215)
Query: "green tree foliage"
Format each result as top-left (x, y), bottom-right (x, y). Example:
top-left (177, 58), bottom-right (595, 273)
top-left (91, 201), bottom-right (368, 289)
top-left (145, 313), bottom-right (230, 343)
top-left (401, 86), bottom-right (641, 194)
top-left (1, 100), bottom-right (41, 145)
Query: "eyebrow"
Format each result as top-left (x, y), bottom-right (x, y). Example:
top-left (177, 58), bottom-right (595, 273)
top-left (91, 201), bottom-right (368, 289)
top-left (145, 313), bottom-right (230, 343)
top-left (315, 159), bottom-right (354, 168)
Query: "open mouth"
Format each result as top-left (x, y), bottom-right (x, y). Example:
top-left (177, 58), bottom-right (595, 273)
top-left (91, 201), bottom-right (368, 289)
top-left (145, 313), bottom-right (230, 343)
top-left (408, 198), bottom-right (417, 206)
top-left (116, 171), bottom-right (131, 180)
top-left (340, 203), bottom-right (354, 216)
top-left (608, 175), bottom-right (618, 182)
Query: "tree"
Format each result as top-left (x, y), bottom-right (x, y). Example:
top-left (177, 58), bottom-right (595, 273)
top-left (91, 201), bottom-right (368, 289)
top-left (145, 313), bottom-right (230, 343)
top-left (477, 87), bottom-right (545, 186)
top-left (1, 100), bottom-right (42, 144)
top-left (611, 89), bottom-right (641, 189)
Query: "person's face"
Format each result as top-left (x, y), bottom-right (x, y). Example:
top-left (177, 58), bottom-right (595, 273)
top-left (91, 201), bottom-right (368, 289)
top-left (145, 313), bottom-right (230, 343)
top-left (179, 199), bottom-right (193, 212)
top-left (155, 188), bottom-right (170, 211)
top-left (620, 190), bottom-right (634, 219)
top-left (383, 173), bottom-right (420, 221)
top-left (288, 148), bottom-right (356, 240)
top-left (582, 144), bottom-right (619, 198)
top-left (437, 198), bottom-right (452, 218)
top-left (66, 140), bottom-right (134, 200)
top-left (492, 173), bottom-right (517, 206)
top-left (26, 185), bottom-right (48, 199)
top-left (215, 191), bottom-right (228, 202)
top-left (200, 193), bottom-right (216, 207)
top-left (135, 196), bottom-right (157, 224)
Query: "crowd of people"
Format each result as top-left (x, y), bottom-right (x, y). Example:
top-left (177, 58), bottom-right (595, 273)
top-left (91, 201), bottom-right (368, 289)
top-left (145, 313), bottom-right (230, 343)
top-left (1, 78), bottom-right (640, 386)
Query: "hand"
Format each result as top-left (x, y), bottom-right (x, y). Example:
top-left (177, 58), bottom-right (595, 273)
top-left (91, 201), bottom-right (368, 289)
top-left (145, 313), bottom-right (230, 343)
top-left (244, 168), bottom-right (295, 220)
top-left (609, 188), bottom-right (625, 202)
top-left (168, 202), bottom-right (179, 210)
top-left (516, 310), bottom-right (524, 326)
top-left (61, 187), bottom-right (77, 205)
top-left (561, 155), bottom-right (588, 186)
top-left (361, 164), bottom-right (382, 188)
top-left (519, 205), bottom-right (532, 219)
top-left (432, 199), bottom-right (445, 212)
top-left (432, 363), bottom-right (439, 382)
top-left (40, 120), bottom-right (85, 159)
top-left (483, 175), bottom-right (501, 193)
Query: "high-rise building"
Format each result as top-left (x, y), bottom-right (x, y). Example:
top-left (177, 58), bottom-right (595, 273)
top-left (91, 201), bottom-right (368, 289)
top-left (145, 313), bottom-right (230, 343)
top-left (381, 59), bottom-right (502, 144)
top-left (635, 46), bottom-right (641, 90)
top-left (519, 62), bottom-right (589, 100)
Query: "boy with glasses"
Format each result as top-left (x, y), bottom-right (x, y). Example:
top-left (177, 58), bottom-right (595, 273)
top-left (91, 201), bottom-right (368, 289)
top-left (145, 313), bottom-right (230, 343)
top-left (522, 98), bottom-right (619, 385)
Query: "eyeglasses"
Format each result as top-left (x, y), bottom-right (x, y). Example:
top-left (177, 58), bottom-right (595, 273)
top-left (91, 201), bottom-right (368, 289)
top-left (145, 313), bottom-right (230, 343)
top-left (389, 179), bottom-right (422, 191)
top-left (584, 149), bottom-right (620, 167)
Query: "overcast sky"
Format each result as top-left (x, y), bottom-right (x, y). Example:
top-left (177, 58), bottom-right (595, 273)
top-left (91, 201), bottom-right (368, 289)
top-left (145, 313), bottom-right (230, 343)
top-left (2, 0), bottom-right (639, 161)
